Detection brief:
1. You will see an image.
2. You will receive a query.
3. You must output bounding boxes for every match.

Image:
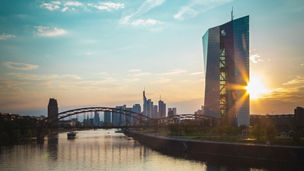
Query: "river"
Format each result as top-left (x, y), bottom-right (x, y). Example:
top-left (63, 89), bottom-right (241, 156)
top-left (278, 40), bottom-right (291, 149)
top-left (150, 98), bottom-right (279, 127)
top-left (0, 129), bottom-right (293, 171)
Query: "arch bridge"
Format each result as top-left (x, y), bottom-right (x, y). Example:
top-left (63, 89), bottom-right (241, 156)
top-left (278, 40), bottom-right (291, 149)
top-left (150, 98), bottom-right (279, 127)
top-left (37, 106), bottom-right (214, 138)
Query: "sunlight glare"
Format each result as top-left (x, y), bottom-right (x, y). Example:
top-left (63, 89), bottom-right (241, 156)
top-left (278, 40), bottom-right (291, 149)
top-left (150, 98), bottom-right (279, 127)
top-left (245, 76), bottom-right (270, 99)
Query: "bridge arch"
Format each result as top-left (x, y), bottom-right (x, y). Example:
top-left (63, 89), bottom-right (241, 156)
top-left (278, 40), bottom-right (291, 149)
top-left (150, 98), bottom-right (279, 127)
top-left (43, 106), bottom-right (154, 129)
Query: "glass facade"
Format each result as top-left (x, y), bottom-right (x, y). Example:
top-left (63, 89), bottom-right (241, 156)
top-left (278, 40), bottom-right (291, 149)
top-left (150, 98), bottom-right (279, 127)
top-left (202, 16), bottom-right (250, 126)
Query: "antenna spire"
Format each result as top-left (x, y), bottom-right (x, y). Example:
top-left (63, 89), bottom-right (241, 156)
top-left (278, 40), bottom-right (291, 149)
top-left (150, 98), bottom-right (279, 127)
top-left (231, 7), bottom-right (234, 21)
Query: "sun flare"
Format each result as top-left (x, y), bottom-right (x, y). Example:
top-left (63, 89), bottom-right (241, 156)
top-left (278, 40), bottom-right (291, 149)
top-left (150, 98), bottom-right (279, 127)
top-left (245, 76), bottom-right (270, 99)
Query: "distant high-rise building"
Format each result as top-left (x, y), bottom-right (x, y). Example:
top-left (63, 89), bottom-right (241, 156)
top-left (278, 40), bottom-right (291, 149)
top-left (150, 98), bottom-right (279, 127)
top-left (93, 111), bottom-right (100, 126)
top-left (112, 105), bottom-right (126, 126)
top-left (202, 15), bottom-right (249, 126)
top-left (152, 105), bottom-right (158, 118)
top-left (147, 99), bottom-right (153, 118)
top-left (132, 104), bottom-right (141, 124)
top-left (158, 100), bottom-right (166, 118)
top-left (132, 104), bottom-right (141, 113)
top-left (143, 90), bottom-right (147, 116)
top-left (104, 110), bottom-right (111, 125)
top-left (126, 107), bottom-right (133, 125)
top-left (168, 108), bottom-right (177, 117)
top-left (48, 98), bottom-right (58, 128)
top-left (295, 107), bottom-right (304, 129)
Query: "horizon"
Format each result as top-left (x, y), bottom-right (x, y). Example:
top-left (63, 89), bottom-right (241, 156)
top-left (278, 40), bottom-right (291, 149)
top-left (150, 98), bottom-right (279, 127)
top-left (1, 0), bottom-right (304, 116)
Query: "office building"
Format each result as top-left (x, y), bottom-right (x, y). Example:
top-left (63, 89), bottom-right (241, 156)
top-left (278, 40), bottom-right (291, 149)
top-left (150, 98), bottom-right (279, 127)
top-left (158, 100), bottom-right (166, 118)
top-left (168, 108), bottom-right (177, 117)
top-left (202, 15), bottom-right (249, 126)
top-left (104, 110), bottom-right (111, 125)
top-left (48, 98), bottom-right (58, 128)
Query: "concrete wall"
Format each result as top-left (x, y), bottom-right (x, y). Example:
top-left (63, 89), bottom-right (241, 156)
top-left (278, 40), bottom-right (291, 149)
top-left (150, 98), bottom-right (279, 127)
top-left (126, 131), bottom-right (304, 164)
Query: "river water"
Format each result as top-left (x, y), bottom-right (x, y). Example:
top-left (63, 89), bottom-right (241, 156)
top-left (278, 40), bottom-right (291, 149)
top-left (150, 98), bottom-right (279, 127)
top-left (0, 129), bottom-right (295, 171)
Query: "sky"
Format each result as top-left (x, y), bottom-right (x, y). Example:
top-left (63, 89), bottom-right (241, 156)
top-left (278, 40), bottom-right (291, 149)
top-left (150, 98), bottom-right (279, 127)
top-left (0, 0), bottom-right (304, 116)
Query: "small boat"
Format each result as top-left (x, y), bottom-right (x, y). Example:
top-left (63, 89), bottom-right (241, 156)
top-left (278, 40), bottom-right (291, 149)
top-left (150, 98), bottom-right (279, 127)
top-left (67, 131), bottom-right (77, 139)
top-left (115, 130), bottom-right (124, 133)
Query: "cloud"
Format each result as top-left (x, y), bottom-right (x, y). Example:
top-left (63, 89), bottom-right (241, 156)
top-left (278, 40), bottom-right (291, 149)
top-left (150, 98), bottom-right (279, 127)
top-left (128, 69), bottom-right (141, 72)
top-left (7, 73), bottom-right (81, 81)
top-left (160, 69), bottom-right (187, 76)
top-left (130, 19), bottom-right (161, 26)
top-left (40, 1), bottom-right (61, 11)
top-left (283, 76), bottom-right (304, 86)
top-left (130, 72), bottom-right (151, 77)
top-left (0, 33), bottom-right (16, 40)
top-left (3, 61), bottom-right (39, 70)
top-left (40, 1), bottom-right (123, 13)
top-left (88, 2), bottom-right (124, 11)
top-left (174, 6), bottom-right (198, 20)
top-left (35, 26), bottom-right (67, 37)
top-left (120, 0), bottom-right (165, 26)
top-left (61, 7), bottom-right (69, 12)
top-left (174, 0), bottom-right (233, 20)
top-left (65, 1), bottom-right (83, 7)
top-left (154, 77), bottom-right (171, 84)
top-left (250, 54), bottom-right (263, 63)
top-left (258, 76), bottom-right (304, 105)
top-left (190, 72), bottom-right (203, 76)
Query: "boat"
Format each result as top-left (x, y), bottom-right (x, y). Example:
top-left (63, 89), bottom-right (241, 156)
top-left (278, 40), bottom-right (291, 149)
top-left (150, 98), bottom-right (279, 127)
top-left (115, 130), bottom-right (124, 133)
top-left (67, 131), bottom-right (77, 139)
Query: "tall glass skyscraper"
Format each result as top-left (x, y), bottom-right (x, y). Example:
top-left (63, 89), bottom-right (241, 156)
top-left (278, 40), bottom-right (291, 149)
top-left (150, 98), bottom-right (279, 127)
top-left (202, 15), bottom-right (249, 126)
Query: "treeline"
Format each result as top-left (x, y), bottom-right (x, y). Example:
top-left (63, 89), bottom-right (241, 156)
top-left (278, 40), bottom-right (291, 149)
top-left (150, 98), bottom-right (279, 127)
top-left (161, 120), bottom-right (304, 146)
top-left (0, 118), bottom-right (39, 145)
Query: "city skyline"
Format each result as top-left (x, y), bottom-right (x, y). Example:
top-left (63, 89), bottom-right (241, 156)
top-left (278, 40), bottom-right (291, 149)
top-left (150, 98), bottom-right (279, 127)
top-left (1, 0), bottom-right (304, 116)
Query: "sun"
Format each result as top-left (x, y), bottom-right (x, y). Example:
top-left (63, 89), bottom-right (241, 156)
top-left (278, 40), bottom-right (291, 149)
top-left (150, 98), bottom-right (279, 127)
top-left (245, 76), bottom-right (270, 99)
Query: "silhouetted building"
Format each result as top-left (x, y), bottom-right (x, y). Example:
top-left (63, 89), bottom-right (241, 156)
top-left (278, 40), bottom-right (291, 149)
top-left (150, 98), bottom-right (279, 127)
top-left (152, 105), bottom-right (158, 118)
top-left (158, 100), bottom-right (166, 118)
top-left (48, 98), bottom-right (58, 128)
top-left (168, 108), bottom-right (177, 117)
top-left (194, 106), bottom-right (204, 115)
top-left (147, 99), bottom-right (153, 118)
top-left (202, 15), bottom-right (249, 126)
top-left (93, 111), bottom-right (100, 126)
top-left (250, 114), bottom-right (294, 131)
top-left (104, 110), bottom-right (111, 125)
top-left (295, 107), bottom-right (304, 129)
top-left (112, 105), bottom-right (126, 126)
top-left (143, 90), bottom-right (148, 116)
top-left (132, 104), bottom-right (141, 124)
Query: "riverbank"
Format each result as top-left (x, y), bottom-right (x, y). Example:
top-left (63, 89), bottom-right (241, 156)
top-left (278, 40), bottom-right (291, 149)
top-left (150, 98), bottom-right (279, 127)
top-left (125, 130), bottom-right (304, 169)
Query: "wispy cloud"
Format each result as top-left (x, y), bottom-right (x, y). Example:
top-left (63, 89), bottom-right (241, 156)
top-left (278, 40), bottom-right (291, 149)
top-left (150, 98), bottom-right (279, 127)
top-left (3, 61), bottom-right (39, 70)
top-left (128, 69), bottom-right (141, 72)
top-left (88, 2), bottom-right (124, 11)
top-left (0, 33), bottom-right (16, 40)
top-left (130, 19), bottom-right (161, 26)
top-left (250, 54), bottom-right (263, 63)
top-left (7, 73), bottom-right (81, 81)
top-left (130, 72), bottom-right (151, 77)
top-left (190, 72), bottom-right (203, 76)
top-left (120, 0), bottom-right (165, 27)
top-left (174, 0), bottom-right (233, 20)
top-left (283, 76), bottom-right (304, 86)
top-left (154, 77), bottom-right (171, 84)
top-left (40, 1), bottom-right (61, 11)
top-left (65, 1), bottom-right (83, 7)
top-left (160, 69), bottom-right (187, 76)
top-left (35, 26), bottom-right (67, 37)
top-left (41, 1), bottom-right (124, 12)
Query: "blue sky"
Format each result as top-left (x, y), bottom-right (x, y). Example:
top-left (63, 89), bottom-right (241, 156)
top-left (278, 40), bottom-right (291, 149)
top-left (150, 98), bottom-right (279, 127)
top-left (0, 0), bottom-right (304, 116)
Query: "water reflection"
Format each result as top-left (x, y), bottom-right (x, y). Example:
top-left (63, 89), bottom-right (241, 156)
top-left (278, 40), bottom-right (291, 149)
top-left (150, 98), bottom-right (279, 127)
top-left (47, 134), bottom-right (58, 160)
top-left (0, 129), bottom-right (300, 171)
